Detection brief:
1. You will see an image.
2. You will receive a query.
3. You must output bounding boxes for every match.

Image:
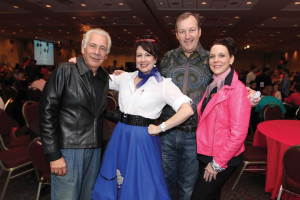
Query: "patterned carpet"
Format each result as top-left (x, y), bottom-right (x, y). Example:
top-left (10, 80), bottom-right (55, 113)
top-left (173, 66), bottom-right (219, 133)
top-left (0, 166), bottom-right (273, 200)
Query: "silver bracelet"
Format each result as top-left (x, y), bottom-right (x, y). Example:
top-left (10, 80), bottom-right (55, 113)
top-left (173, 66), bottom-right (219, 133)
top-left (210, 159), bottom-right (225, 173)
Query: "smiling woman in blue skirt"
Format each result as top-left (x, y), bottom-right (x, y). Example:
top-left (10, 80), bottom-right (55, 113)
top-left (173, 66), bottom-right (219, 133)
top-left (91, 36), bottom-right (194, 200)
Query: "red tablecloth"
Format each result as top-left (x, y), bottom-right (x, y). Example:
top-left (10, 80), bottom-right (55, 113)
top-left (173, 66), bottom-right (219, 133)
top-left (253, 120), bottom-right (300, 199)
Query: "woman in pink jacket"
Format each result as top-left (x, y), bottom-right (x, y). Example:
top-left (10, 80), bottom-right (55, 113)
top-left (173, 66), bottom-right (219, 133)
top-left (191, 38), bottom-right (251, 200)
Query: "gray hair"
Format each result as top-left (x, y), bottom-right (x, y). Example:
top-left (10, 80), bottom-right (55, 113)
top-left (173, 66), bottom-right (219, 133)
top-left (82, 28), bottom-right (112, 54)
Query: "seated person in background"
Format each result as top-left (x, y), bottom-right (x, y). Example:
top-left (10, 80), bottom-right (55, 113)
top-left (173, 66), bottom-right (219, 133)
top-left (255, 85), bottom-right (286, 119)
top-left (285, 82), bottom-right (300, 107)
top-left (29, 74), bottom-right (46, 91)
top-left (249, 80), bottom-right (257, 90)
top-left (272, 82), bottom-right (282, 101)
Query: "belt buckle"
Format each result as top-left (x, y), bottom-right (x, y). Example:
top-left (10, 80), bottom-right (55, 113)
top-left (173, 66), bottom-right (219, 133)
top-left (121, 113), bottom-right (128, 123)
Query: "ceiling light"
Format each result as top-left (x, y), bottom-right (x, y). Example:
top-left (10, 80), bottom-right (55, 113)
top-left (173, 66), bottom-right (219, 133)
top-left (72, 17), bottom-right (76, 19)
top-left (294, 24), bottom-right (298, 27)
top-left (58, 30), bottom-right (62, 32)
top-left (159, 2), bottom-right (164, 5)
top-left (202, 2), bottom-right (207, 5)
top-left (228, 23), bottom-right (232, 26)
top-left (101, 16), bottom-right (106, 19)
top-left (123, 29), bottom-right (127, 32)
top-left (272, 16), bottom-right (277, 19)
top-left (13, 5), bottom-right (19, 9)
top-left (45, 4), bottom-right (52, 8)
top-left (81, 3), bottom-right (87, 7)
top-left (260, 23), bottom-right (264, 26)
top-left (34, 36), bottom-right (38, 39)
top-left (12, 32), bottom-right (16, 35)
top-left (247, 45), bottom-right (250, 48)
top-left (44, 17), bottom-right (49, 20)
top-left (165, 16), bottom-right (169, 18)
top-left (113, 22), bottom-right (116, 25)
top-left (234, 16), bottom-right (240, 19)
top-left (118, 2), bottom-right (124, 6)
top-left (246, 1), bottom-right (252, 5)
top-left (294, 1), bottom-right (300, 5)
top-left (132, 16), bottom-right (136, 19)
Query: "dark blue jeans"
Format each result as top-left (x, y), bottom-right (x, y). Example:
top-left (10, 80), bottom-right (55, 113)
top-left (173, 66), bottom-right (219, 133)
top-left (51, 148), bottom-right (101, 200)
top-left (160, 129), bottom-right (199, 200)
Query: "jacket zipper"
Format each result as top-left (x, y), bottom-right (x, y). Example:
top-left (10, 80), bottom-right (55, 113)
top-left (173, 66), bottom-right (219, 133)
top-left (211, 104), bottom-right (219, 156)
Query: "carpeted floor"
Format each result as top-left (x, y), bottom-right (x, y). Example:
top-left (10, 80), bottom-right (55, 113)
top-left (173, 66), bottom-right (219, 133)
top-left (0, 166), bottom-right (272, 200)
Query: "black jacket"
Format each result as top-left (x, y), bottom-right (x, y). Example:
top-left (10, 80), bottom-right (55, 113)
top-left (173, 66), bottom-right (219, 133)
top-left (39, 57), bottom-right (109, 162)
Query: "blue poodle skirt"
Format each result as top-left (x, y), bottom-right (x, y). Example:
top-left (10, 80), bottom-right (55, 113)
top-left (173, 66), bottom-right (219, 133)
top-left (91, 122), bottom-right (170, 200)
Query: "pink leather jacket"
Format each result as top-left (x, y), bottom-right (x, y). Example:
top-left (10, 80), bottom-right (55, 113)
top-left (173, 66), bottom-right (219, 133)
top-left (196, 70), bottom-right (251, 168)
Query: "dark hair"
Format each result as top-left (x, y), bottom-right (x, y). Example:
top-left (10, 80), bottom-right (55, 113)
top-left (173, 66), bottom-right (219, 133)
top-left (211, 37), bottom-right (237, 57)
top-left (175, 12), bottom-right (201, 32)
top-left (135, 35), bottom-right (160, 60)
top-left (262, 85), bottom-right (274, 96)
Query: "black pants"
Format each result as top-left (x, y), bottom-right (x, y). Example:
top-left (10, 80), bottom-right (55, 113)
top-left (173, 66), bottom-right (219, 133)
top-left (191, 161), bottom-right (238, 200)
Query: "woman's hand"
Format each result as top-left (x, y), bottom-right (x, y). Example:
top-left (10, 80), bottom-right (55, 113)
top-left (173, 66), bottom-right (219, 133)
top-left (148, 124), bottom-right (161, 136)
top-left (203, 163), bottom-right (218, 182)
top-left (68, 57), bottom-right (77, 63)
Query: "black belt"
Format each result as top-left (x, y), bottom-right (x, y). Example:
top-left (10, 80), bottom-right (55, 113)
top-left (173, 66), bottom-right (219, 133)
top-left (173, 126), bottom-right (197, 132)
top-left (120, 113), bottom-right (155, 127)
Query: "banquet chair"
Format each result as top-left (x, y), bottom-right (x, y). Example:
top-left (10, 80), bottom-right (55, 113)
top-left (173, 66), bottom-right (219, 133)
top-left (107, 95), bottom-right (117, 110)
top-left (262, 103), bottom-right (283, 121)
top-left (28, 137), bottom-right (51, 200)
top-left (277, 145), bottom-right (300, 200)
top-left (295, 107), bottom-right (300, 120)
top-left (3, 98), bottom-right (15, 118)
top-left (22, 101), bottom-right (40, 138)
top-left (0, 109), bottom-right (30, 151)
top-left (232, 145), bottom-right (267, 190)
top-left (0, 145), bottom-right (35, 200)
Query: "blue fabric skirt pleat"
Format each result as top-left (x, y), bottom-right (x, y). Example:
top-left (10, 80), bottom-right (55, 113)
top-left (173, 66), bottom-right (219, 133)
top-left (91, 122), bottom-right (170, 200)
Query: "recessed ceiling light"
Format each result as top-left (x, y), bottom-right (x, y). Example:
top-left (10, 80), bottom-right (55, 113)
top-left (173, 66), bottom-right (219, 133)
top-left (45, 4), bottom-right (51, 8)
top-left (101, 16), bottom-right (106, 19)
top-left (159, 2), bottom-right (164, 5)
top-left (113, 22), bottom-right (116, 25)
top-left (123, 29), bottom-right (127, 32)
top-left (13, 5), bottom-right (19, 9)
top-left (222, 30), bottom-right (226, 32)
top-left (118, 2), bottom-right (124, 6)
top-left (294, 1), bottom-right (300, 5)
top-left (228, 23), bottom-right (232, 26)
top-left (34, 36), bottom-right (38, 39)
top-left (202, 2), bottom-right (207, 5)
top-left (234, 16), bottom-right (240, 19)
top-left (44, 17), bottom-right (49, 20)
top-left (12, 32), bottom-right (16, 35)
top-left (81, 3), bottom-right (87, 7)
top-left (132, 16), bottom-right (136, 18)
top-left (72, 17), bottom-right (76, 19)
top-left (260, 23), bottom-right (264, 26)
top-left (58, 30), bottom-right (62, 32)
top-left (272, 16), bottom-right (277, 19)
top-left (246, 1), bottom-right (252, 5)
top-left (165, 16), bottom-right (169, 18)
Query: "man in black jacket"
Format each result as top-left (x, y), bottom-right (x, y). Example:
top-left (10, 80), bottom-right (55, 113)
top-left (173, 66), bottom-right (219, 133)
top-left (39, 28), bottom-right (111, 200)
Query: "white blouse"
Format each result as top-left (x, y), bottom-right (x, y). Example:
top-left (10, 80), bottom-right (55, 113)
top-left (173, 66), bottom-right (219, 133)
top-left (109, 71), bottom-right (191, 119)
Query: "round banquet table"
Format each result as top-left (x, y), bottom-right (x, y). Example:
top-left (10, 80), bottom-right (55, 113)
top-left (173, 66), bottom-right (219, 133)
top-left (253, 120), bottom-right (300, 199)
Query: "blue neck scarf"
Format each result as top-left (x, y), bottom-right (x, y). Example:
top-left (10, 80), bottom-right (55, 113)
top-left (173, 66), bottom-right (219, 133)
top-left (136, 66), bottom-right (163, 89)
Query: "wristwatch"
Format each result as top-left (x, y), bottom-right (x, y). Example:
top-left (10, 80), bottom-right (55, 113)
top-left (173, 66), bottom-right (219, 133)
top-left (160, 122), bottom-right (166, 132)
